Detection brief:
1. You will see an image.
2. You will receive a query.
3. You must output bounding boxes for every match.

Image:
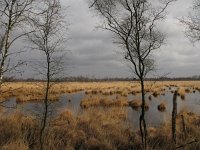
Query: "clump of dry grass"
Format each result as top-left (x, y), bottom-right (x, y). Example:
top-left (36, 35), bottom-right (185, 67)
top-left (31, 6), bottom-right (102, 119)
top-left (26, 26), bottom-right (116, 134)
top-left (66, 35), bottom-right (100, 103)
top-left (80, 97), bottom-right (101, 108)
top-left (100, 98), bottom-right (113, 107)
top-left (85, 90), bottom-right (91, 95)
top-left (195, 86), bottom-right (200, 92)
top-left (147, 124), bottom-right (173, 150)
top-left (147, 110), bottom-right (200, 150)
top-left (48, 107), bottom-right (131, 150)
top-left (128, 100), bottom-right (149, 111)
top-left (157, 102), bottom-right (166, 112)
top-left (177, 88), bottom-right (186, 100)
top-left (152, 91), bottom-right (159, 97)
top-left (57, 109), bottom-right (74, 123)
top-left (113, 99), bottom-right (129, 107)
top-left (121, 91), bottom-right (128, 97)
top-left (0, 83), bottom-right (61, 102)
top-left (185, 88), bottom-right (190, 93)
top-left (16, 93), bottom-right (59, 103)
top-left (2, 139), bottom-right (29, 150)
top-left (129, 100), bottom-right (141, 110)
top-left (0, 108), bottom-right (199, 150)
top-left (2, 81), bottom-right (200, 103)
top-left (80, 96), bottom-right (129, 108)
top-left (0, 108), bottom-right (131, 150)
top-left (0, 112), bottom-right (39, 150)
top-left (129, 91), bottom-right (136, 95)
top-left (53, 108), bottom-right (199, 150)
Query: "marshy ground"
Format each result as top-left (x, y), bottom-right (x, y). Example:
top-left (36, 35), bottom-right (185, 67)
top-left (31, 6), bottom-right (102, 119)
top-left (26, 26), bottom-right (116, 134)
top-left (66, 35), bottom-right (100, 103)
top-left (1, 81), bottom-right (200, 102)
top-left (0, 107), bottom-right (199, 149)
top-left (0, 81), bottom-right (200, 149)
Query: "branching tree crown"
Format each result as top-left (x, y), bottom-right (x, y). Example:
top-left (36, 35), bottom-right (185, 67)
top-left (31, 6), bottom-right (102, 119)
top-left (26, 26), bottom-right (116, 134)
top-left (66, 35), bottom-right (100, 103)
top-left (27, 0), bottom-right (67, 149)
top-left (0, 0), bottom-right (37, 84)
top-left (92, 0), bottom-right (175, 80)
top-left (27, 0), bottom-right (67, 81)
top-left (180, 0), bottom-right (200, 42)
top-left (90, 0), bottom-right (176, 149)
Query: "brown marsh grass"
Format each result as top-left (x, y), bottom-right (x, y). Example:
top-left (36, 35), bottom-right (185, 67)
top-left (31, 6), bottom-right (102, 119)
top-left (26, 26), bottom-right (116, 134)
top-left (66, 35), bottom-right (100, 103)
top-left (113, 98), bottom-right (129, 107)
top-left (128, 100), bottom-right (149, 111)
top-left (177, 88), bottom-right (186, 100)
top-left (157, 102), bottom-right (166, 112)
top-left (0, 108), bottom-right (131, 150)
top-left (80, 95), bottom-right (129, 108)
top-left (0, 108), bottom-right (199, 150)
top-left (1, 81), bottom-right (200, 102)
top-left (129, 100), bottom-right (141, 110)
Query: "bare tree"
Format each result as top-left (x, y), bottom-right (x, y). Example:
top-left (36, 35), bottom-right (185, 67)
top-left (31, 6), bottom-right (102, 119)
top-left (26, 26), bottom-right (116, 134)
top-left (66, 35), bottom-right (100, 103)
top-left (180, 0), bottom-right (200, 42)
top-left (90, 0), bottom-right (176, 149)
top-left (0, 0), bottom-right (37, 86)
top-left (27, 0), bottom-right (67, 149)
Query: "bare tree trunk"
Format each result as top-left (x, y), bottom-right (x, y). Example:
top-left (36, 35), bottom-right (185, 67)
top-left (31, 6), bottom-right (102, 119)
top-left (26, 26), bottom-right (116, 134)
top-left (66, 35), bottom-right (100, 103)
top-left (26, 0), bottom-right (67, 149)
top-left (39, 56), bottom-right (50, 150)
top-left (89, 1), bottom-right (176, 149)
top-left (0, 66), bottom-right (3, 85)
top-left (0, 19), bottom-right (12, 84)
top-left (172, 90), bottom-right (177, 150)
top-left (0, 0), bottom-right (13, 84)
top-left (140, 78), bottom-right (147, 150)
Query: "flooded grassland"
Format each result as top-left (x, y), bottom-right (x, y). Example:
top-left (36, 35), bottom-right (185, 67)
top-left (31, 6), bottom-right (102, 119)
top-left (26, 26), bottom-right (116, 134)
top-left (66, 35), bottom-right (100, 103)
top-left (0, 81), bottom-right (200, 149)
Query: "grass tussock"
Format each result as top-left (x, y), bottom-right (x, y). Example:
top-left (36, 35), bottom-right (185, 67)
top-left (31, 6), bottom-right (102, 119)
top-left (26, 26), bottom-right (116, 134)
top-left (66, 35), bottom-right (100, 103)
top-left (80, 97), bottom-right (101, 108)
top-left (0, 108), bottom-right (130, 149)
top-left (80, 96), bottom-right (129, 108)
top-left (177, 88), bottom-right (186, 100)
top-left (157, 102), bottom-right (166, 112)
top-left (152, 91), bottom-right (159, 97)
top-left (0, 113), bottom-right (39, 150)
top-left (146, 111), bottom-right (200, 150)
top-left (113, 99), bottom-right (129, 107)
top-left (1, 81), bottom-right (200, 102)
top-left (0, 109), bottom-right (199, 150)
top-left (185, 88), bottom-right (190, 93)
top-left (128, 100), bottom-right (141, 110)
top-left (128, 100), bottom-right (149, 111)
top-left (48, 107), bottom-right (131, 150)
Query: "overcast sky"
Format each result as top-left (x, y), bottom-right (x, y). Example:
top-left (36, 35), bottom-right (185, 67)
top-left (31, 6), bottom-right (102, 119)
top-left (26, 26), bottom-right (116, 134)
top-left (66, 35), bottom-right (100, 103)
top-left (14, 0), bottom-right (200, 78)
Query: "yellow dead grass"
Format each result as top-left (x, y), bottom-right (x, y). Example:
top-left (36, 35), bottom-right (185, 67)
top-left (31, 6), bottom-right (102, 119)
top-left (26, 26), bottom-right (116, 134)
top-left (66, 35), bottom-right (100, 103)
top-left (0, 108), bottom-right (199, 150)
top-left (0, 81), bottom-right (200, 102)
top-left (80, 95), bottom-right (129, 108)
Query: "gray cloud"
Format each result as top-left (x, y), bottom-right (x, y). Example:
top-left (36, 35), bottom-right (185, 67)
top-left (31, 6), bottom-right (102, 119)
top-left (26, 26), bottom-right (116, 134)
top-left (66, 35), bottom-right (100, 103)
top-left (7, 0), bottom-right (200, 78)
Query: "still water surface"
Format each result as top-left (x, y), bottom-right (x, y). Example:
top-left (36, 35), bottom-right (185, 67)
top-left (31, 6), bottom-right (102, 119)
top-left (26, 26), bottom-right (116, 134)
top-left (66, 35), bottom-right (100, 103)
top-left (1, 87), bottom-right (200, 127)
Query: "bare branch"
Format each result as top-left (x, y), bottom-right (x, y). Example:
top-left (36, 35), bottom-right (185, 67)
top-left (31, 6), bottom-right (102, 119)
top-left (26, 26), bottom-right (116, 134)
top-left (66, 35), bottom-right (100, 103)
top-left (90, 0), bottom-right (176, 149)
top-left (0, 0), bottom-right (37, 85)
top-left (89, 0), bottom-right (98, 8)
top-left (26, 0), bottom-right (68, 149)
top-left (180, 0), bottom-right (200, 42)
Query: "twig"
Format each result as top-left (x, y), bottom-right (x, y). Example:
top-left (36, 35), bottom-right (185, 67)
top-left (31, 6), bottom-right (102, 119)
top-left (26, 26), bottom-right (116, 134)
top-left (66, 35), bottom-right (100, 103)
top-left (89, 0), bottom-right (98, 8)
top-left (176, 139), bottom-right (199, 149)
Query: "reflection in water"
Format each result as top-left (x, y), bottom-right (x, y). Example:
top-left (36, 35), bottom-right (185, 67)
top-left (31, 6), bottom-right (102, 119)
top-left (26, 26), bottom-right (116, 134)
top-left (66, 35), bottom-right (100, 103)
top-left (1, 88), bottom-right (200, 127)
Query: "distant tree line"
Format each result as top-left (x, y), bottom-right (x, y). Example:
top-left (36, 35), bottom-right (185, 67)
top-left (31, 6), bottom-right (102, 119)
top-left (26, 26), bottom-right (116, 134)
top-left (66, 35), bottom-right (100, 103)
top-left (3, 75), bottom-right (200, 82)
